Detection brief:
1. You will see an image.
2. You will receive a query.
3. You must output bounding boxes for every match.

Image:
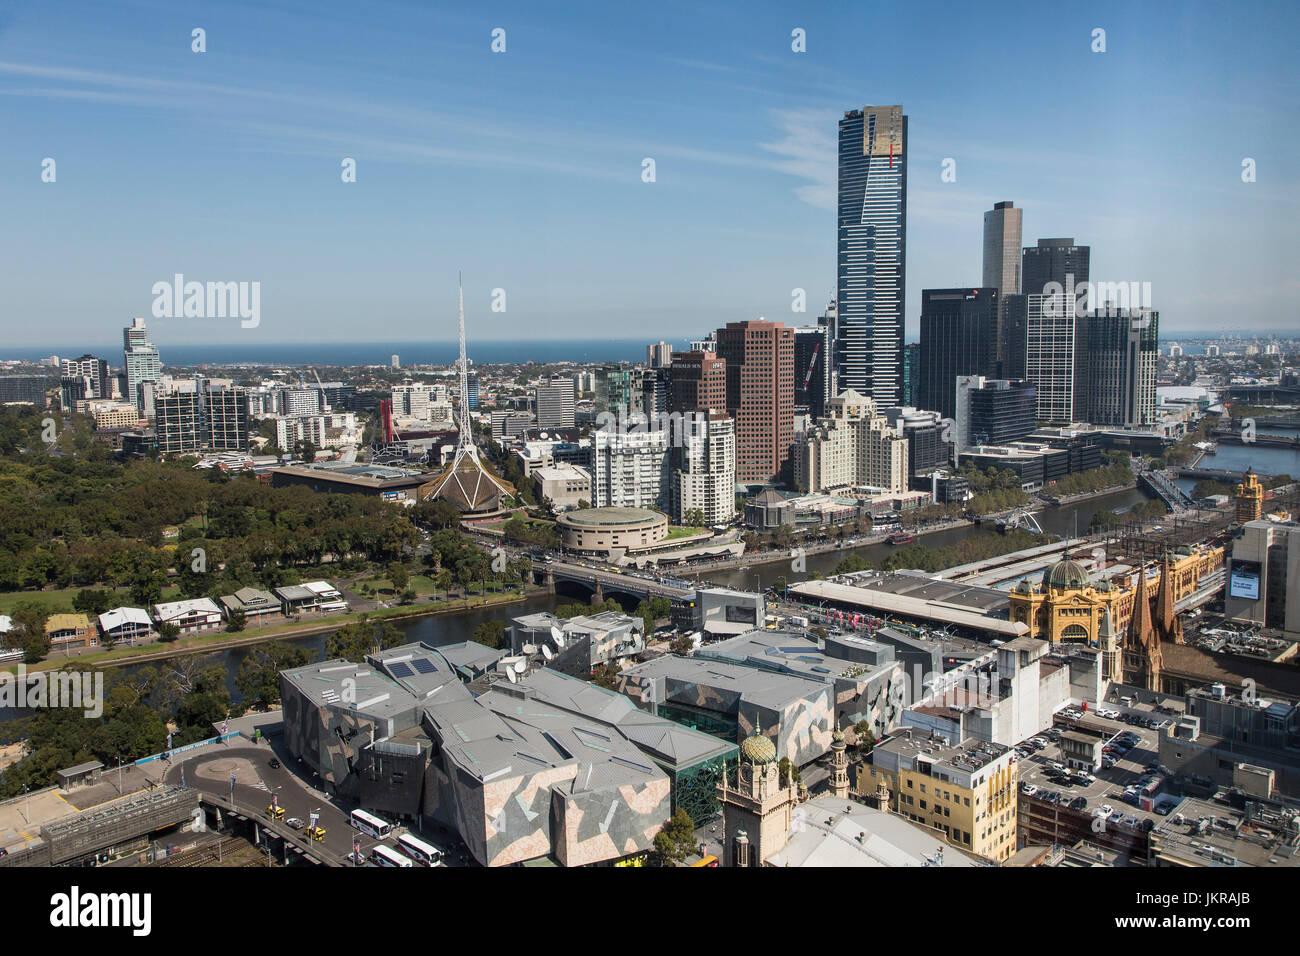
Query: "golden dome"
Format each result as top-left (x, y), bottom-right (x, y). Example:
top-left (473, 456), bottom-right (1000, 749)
top-left (740, 721), bottom-right (777, 765)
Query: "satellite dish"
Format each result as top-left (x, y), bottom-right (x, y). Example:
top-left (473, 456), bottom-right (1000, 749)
top-left (506, 668), bottom-right (518, 683)
top-left (550, 625), bottom-right (564, 641)
top-left (513, 659), bottom-right (527, 675)
top-left (541, 645), bottom-right (554, 661)
top-left (522, 643), bottom-right (537, 655)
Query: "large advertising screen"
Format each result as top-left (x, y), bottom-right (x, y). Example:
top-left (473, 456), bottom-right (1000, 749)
top-left (1229, 562), bottom-right (1261, 601)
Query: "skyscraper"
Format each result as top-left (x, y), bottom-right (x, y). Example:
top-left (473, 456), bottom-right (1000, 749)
top-left (646, 341), bottom-right (673, 368)
top-left (1076, 310), bottom-right (1159, 426)
top-left (793, 325), bottom-right (831, 419)
top-left (671, 411), bottom-right (736, 526)
top-left (123, 317), bottom-right (161, 415)
top-left (668, 350), bottom-right (727, 415)
top-left (1021, 238), bottom-right (1090, 300)
top-left (982, 202), bottom-right (1022, 295)
top-left (918, 288), bottom-right (999, 420)
top-left (1025, 293), bottom-right (1076, 423)
top-left (836, 106), bottom-right (907, 405)
top-left (534, 377), bottom-right (577, 428)
top-left (60, 354), bottom-right (110, 399)
top-left (715, 319), bottom-right (795, 485)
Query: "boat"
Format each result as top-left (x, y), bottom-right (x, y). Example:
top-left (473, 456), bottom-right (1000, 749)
top-left (887, 532), bottom-right (914, 545)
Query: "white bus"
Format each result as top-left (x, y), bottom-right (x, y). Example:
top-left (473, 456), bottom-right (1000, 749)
top-left (371, 844), bottom-right (412, 868)
top-left (397, 833), bottom-right (444, 867)
top-left (350, 809), bottom-right (392, 839)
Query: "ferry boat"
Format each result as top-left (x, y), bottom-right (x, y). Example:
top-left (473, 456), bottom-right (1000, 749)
top-left (886, 532), bottom-right (914, 545)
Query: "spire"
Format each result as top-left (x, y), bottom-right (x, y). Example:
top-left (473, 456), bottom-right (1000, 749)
top-left (1153, 551), bottom-right (1184, 646)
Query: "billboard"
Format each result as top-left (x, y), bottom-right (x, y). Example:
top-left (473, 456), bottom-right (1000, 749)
top-left (1229, 561), bottom-right (1261, 601)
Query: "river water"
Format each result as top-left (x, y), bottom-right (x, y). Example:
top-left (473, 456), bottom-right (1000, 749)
top-left (1, 485), bottom-right (1154, 723)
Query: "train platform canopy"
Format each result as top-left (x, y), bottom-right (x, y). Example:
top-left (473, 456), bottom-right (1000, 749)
top-left (791, 577), bottom-right (1028, 640)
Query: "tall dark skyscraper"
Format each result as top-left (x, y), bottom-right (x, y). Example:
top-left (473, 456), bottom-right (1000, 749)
top-left (1077, 310), bottom-right (1159, 426)
top-left (918, 288), bottom-right (999, 420)
top-left (836, 105), bottom-right (907, 405)
top-left (1021, 238), bottom-right (1090, 299)
top-left (793, 325), bottom-right (831, 418)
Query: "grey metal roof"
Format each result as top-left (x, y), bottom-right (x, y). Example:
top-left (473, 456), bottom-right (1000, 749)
top-left (621, 654), bottom-right (829, 712)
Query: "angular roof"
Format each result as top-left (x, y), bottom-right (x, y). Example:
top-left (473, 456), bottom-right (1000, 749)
top-left (153, 598), bottom-right (222, 620)
top-left (99, 607), bottom-right (151, 631)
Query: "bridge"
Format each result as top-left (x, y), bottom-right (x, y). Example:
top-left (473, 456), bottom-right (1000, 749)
top-left (543, 561), bottom-right (695, 603)
top-left (996, 508), bottom-right (1043, 534)
top-left (1176, 465), bottom-right (1245, 483)
top-left (1210, 429), bottom-right (1300, 448)
top-left (197, 793), bottom-right (341, 866)
top-left (1138, 469), bottom-right (1195, 511)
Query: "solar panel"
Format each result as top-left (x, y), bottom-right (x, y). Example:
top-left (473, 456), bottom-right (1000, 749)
top-left (388, 662), bottom-right (413, 678)
top-left (412, 658), bottom-right (437, 675)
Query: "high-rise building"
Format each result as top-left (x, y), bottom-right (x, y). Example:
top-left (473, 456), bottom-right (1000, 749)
top-left (883, 406), bottom-right (951, 487)
top-left (836, 105), bottom-right (907, 404)
top-left (715, 319), bottom-right (795, 484)
top-left (60, 354), bottom-right (110, 399)
top-left (901, 342), bottom-right (920, 408)
top-left (982, 201), bottom-right (1022, 295)
top-left (534, 377), bottom-right (577, 428)
top-left (156, 381), bottom-right (249, 455)
top-left (1075, 310), bottom-right (1158, 426)
top-left (672, 412), bottom-right (736, 526)
top-left (123, 317), bottom-right (162, 415)
top-left (646, 341), bottom-right (673, 368)
top-left (1021, 238), bottom-right (1090, 300)
top-left (794, 389), bottom-right (908, 495)
top-left (793, 325), bottom-right (832, 419)
top-left (668, 351), bottom-right (727, 415)
top-left (1025, 293), bottom-right (1076, 424)
top-left (640, 367), bottom-right (670, 420)
top-left (590, 427), bottom-right (670, 511)
top-left (953, 376), bottom-right (1038, 456)
top-left (0, 375), bottom-right (51, 406)
top-left (918, 288), bottom-right (999, 420)
top-left (595, 364), bottom-right (641, 415)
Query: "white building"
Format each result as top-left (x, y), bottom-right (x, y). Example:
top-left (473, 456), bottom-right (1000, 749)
top-left (153, 598), bottom-right (224, 634)
top-left (534, 464), bottom-right (592, 510)
top-left (672, 412), bottom-right (736, 526)
top-left (591, 426), bottom-right (671, 511)
top-left (98, 607), bottom-right (153, 644)
top-left (794, 389), bottom-right (908, 495)
top-left (534, 378), bottom-right (576, 428)
top-left (1025, 293), bottom-right (1075, 424)
top-left (391, 384), bottom-right (436, 421)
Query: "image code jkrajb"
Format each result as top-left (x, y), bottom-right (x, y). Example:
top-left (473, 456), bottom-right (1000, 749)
top-left (1, 0), bottom-right (1294, 929)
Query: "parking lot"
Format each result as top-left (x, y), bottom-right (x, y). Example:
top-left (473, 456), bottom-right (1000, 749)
top-left (1017, 705), bottom-right (1181, 836)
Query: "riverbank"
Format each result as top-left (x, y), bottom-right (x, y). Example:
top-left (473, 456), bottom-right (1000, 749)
top-left (6, 587), bottom-right (541, 674)
top-left (1039, 481), bottom-right (1139, 508)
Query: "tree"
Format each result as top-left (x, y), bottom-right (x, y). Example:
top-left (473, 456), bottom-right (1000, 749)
top-left (10, 601), bottom-right (51, 662)
top-left (325, 616), bottom-right (404, 662)
top-left (649, 807), bottom-right (697, 866)
top-left (590, 662), bottom-right (620, 690)
top-left (157, 622), bottom-right (181, 643)
top-left (72, 588), bottom-right (113, 617)
top-left (225, 608), bottom-right (247, 633)
top-left (235, 641), bottom-right (308, 708)
top-left (778, 756), bottom-right (802, 787)
top-left (683, 508), bottom-right (706, 528)
top-left (669, 633), bottom-right (694, 656)
top-left (853, 720), bottom-right (876, 753)
top-left (388, 562), bottom-right (410, 595)
top-left (472, 619), bottom-right (506, 649)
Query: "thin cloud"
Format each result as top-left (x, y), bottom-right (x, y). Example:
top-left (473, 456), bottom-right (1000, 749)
top-left (759, 107), bottom-right (838, 210)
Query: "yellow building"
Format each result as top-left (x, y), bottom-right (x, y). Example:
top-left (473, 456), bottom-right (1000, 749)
top-left (1007, 547), bottom-right (1223, 680)
top-left (1235, 468), bottom-right (1264, 523)
top-left (44, 613), bottom-right (95, 649)
top-left (856, 730), bottom-right (1018, 863)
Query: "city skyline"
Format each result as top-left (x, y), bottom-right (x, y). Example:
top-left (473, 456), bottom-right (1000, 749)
top-left (1, 1), bottom-right (1297, 349)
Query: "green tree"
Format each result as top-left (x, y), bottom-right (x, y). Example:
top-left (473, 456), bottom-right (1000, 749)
top-left (225, 608), bottom-right (247, 633)
top-left (325, 616), bottom-right (404, 662)
top-left (235, 641), bottom-right (308, 708)
top-left (778, 756), bottom-right (802, 787)
top-left (10, 601), bottom-right (52, 662)
top-left (157, 622), bottom-right (181, 643)
top-left (649, 807), bottom-right (697, 866)
top-left (669, 633), bottom-right (694, 655)
top-left (853, 720), bottom-right (876, 752)
top-left (472, 619), bottom-right (506, 649)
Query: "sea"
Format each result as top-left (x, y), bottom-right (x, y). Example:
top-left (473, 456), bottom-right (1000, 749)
top-left (6, 340), bottom-right (676, 368)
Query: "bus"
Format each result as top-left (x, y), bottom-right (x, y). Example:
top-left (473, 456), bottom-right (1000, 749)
top-left (350, 809), bottom-right (392, 839)
top-left (688, 855), bottom-right (719, 867)
top-left (396, 833), bottom-right (444, 867)
top-left (371, 844), bottom-right (413, 868)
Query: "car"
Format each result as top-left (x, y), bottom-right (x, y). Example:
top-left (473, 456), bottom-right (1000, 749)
top-left (268, 757), bottom-right (281, 769)
top-left (1108, 810), bottom-right (1125, 824)
top-left (1097, 804), bottom-right (1114, 816)
top-left (1122, 792), bottom-right (1140, 807)
top-left (1047, 761), bottom-right (1066, 773)
top-left (286, 817), bottom-right (304, 830)
top-left (1071, 773), bottom-right (1095, 786)
top-left (1043, 791), bottom-right (1060, 804)
top-left (1069, 796), bottom-right (1088, 810)
top-left (1154, 803), bottom-right (1174, 816)
top-left (1101, 757), bottom-right (1116, 769)
top-left (1021, 784), bottom-right (1039, 796)
top-left (306, 826), bottom-right (327, 842)
top-left (1029, 739), bottom-right (1047, 750)
top-left (1144, 761), bottom-right (1160, 773)
top-left (1123, 816), bottom-right (1141, 828)
top-left (346, 851), bottom-right (366, 865)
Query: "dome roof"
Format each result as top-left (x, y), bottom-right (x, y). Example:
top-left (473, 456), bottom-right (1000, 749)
top-left (740, 729), bottom-right (777, 766)
top-left (1042, 558), bottom-right (1090, 592)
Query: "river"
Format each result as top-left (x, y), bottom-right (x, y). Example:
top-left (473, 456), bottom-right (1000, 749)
top-left (1, 485), bottom-right (1153, 724)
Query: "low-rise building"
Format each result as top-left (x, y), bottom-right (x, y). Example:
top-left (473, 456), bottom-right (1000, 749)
top-left (533, 464), bottom-right (591, 511)
top-left (509, 610), bottom-right (645, 676)
top-left (45, 613), bottom-right (95, 650)
top-left (98, 607), bottom-right (152, 644)
top-left (219, 587), bottom-right (281, 626)
top-left (153, 598), bottom-right (224, 634)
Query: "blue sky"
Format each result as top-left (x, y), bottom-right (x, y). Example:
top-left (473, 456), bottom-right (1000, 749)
top-left (1, 0), bottom-right (1297, 353)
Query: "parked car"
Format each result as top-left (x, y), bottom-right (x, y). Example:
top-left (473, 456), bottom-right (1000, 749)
top-left (1022, 784), bottom-right (1039, 796)
top-left (1108, 810), bottom-right (1125, 824)
top-left (1097, 804), bottom-right (1114, 816)
top-left (268, 757), bottom-right (281, 769)
top-left (1069, 796), bottom-right (1088, 810)
top-left (1123, 816), bottom-right (1141, 828)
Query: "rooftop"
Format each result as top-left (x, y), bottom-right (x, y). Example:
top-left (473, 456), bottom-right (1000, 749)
top-left (767, 796), bottom-right (982, 867)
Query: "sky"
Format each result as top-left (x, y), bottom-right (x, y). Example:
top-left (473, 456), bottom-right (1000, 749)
top-left (1, 0), bottom-right (1297, 354)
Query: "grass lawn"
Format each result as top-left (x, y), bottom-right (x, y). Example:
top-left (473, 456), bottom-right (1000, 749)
top-left (664, 526), bottom-right (707, 540)
top-left (0, 585), bottom-right (182, 616)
